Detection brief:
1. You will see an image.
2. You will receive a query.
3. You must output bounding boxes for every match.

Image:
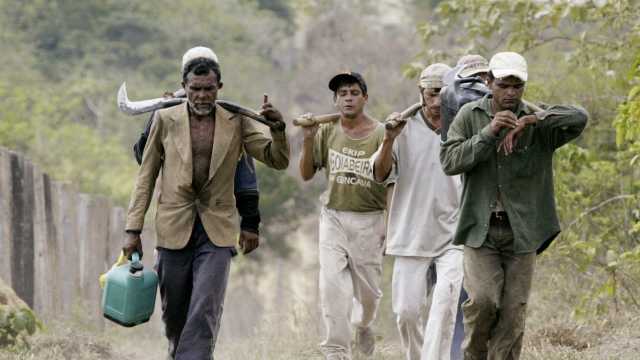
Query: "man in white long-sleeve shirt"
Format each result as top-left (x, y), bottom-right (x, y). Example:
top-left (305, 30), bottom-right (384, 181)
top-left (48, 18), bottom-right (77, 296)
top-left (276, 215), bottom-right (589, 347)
top-left (372, 63), bottom-right (463, 360)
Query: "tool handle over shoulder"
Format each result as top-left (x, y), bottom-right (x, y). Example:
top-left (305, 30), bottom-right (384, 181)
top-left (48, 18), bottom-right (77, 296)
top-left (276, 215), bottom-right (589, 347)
top-left (384, 102), bottom-right (421, 129)
top-left (293, 113), bottom-right (340, 127)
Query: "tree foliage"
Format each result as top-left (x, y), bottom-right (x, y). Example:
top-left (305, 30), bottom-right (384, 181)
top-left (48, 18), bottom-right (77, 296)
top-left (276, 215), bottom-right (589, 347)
top-left (415, 0), bottom-right (640, 315)
top-left (0, 0), bottom-right (302, 255)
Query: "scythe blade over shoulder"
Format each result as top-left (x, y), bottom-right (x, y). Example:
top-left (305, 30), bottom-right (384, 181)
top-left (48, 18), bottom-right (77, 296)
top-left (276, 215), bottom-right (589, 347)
top-left (117, 82), bottom-right (281, 129)
top-left (117, 82), bottom-right (185, 116)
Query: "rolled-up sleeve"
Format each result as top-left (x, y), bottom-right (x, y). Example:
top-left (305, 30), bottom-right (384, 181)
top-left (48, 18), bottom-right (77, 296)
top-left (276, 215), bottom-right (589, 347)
top-left (440, 106), bottom-right (498, 176)
top-left (242, 117), bottom-right (290, 170)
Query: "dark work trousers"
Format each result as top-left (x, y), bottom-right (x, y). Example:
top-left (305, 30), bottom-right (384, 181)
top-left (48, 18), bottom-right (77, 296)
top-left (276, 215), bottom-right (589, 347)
top-left (461, 213), bottom-right (536, 360)
top-left (155, 216), bottom-right (235, 360)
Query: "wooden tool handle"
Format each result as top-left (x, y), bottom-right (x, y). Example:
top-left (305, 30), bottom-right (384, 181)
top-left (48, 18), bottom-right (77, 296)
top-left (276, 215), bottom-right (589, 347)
top-left (523, 99), bottom-right (543, 113)
top-left (384, 102), bottom-right (422, 130)
top-left (293, 113), bottom-right (340, 127)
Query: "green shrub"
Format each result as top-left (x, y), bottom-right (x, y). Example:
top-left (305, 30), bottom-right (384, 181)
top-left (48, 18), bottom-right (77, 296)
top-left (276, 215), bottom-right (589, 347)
top-left (0, 305), bottom-right (41, 348)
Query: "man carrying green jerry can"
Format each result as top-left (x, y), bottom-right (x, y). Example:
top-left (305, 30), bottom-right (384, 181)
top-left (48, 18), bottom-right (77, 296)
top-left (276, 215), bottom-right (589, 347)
top-left (101, 252), bottom-right (158, 327)
top-left (120, 46), bottom-right (289, 360)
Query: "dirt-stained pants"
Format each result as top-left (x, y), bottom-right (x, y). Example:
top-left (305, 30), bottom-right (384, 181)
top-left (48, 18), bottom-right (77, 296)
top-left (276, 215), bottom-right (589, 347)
top-left (318, 207), bottom-right (385, 359)
top-left (461, 219), bottom-right (536, 360)
top-left (392, 249), bottom-right (463, 360)
top-left (155, 216), bottom-right (234, 360)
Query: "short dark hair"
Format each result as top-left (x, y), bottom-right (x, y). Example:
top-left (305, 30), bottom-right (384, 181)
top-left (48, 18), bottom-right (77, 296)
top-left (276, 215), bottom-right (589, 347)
top-left (182, 58), bottom-right (222, 84)
top-left (329, 72), bottom-right (368, 98)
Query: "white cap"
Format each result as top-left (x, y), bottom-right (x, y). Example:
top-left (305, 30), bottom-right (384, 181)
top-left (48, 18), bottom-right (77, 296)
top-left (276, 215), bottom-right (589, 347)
top-left (489, 52), bottom-right (528, 82)
top-left (181, 46), bottom-right (219, 72)
top-left (418, 63), bottom-right (451, 89)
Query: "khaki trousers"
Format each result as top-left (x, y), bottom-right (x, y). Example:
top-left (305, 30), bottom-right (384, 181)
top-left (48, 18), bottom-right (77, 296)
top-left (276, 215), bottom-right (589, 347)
top-left (461, 219), bottom-right (536, 360)
top-left (318, 207), bottom-right (385, 359)
top-left (392, 249), bottom-right (463, 360)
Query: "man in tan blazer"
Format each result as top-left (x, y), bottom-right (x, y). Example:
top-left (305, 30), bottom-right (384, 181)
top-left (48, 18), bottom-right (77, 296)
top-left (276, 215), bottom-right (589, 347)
top-left (123, 46), bottom-right (289, 359)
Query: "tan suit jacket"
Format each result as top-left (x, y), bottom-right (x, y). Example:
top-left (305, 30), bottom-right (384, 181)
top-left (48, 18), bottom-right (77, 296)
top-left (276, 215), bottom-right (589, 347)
top-left (126, 102), bottom-right (289, 249)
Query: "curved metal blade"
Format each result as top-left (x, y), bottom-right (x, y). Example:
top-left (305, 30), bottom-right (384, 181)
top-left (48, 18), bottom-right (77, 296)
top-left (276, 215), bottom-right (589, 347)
top-left (217, 100), bottom-right (276, 128)
top-left (117, 82), bottom-right (185, 116)
top-left (116, 83), bottom-right (280, 128)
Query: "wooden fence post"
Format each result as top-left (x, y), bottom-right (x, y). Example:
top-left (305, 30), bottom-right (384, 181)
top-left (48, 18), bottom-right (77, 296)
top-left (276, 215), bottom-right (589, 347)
top-left (9, 151), bottom-right (35, 308)
top-left (0, 148), bottom-right (12, 286)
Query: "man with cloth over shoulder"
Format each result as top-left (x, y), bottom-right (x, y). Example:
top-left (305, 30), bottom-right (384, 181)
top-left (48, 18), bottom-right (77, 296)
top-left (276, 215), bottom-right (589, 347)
top-left (440, 51), bottom-right (588, 360)
top-left (372, 63), bottom-right (463, 360)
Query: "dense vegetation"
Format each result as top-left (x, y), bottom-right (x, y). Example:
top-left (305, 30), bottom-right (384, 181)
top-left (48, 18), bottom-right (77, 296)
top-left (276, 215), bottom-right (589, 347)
top-left (0, 0), bottom-right (426, 257)
top-left (414, 0), bottom-right (640, 315)
top-left (0, 0), bottom-right (638, 317)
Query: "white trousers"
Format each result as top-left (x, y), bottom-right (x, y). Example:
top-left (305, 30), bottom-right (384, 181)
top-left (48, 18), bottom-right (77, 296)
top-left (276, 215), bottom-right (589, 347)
top-left (318, 207), bottom-right (385, 359)
top-left (392, 249), bottom-right (464, 360)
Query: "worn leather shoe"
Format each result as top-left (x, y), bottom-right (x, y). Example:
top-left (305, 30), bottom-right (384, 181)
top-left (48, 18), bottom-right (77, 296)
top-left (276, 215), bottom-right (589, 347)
top-left (355, 326), bottom-right (375, 356)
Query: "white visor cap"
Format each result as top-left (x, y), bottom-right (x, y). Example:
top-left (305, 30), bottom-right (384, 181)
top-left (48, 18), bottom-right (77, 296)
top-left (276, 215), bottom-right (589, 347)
top-left (489, 52), bottom-right (528, 82)
top-left (182, 46), bottom-right (219, 72)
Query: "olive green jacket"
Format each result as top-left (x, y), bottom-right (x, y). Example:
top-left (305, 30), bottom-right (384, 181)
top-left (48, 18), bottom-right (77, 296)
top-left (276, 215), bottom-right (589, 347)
top-left (126, 102), bottom-right (289, 249)
top-left (440, 95), bottom-right (588, 254)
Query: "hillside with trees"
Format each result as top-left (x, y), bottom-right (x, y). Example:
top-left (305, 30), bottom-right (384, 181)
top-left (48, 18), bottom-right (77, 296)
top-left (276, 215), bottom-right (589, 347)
top-left (0, 0), bottom-right (638, 359)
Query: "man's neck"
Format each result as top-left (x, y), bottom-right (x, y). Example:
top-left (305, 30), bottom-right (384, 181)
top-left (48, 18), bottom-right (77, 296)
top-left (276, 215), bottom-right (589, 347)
top-left (340, 112), bottom-right (370, 130)
top-left (420, 107), bottom-right (441, 131)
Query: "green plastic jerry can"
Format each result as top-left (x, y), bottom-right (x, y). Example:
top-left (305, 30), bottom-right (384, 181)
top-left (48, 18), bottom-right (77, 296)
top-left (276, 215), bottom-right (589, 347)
top-left (101, 252), bottom-right (158, 327)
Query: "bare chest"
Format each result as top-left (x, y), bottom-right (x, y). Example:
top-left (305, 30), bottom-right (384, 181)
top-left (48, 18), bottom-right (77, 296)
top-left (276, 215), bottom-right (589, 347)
top-left (190, 118), bottom-right (215, 191)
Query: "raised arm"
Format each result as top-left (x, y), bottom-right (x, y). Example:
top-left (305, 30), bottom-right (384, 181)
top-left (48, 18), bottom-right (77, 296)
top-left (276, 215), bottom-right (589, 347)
top-left (535, 105), bottom-right (589, 150)
top-left (242, 102), bottom-right (290, 170)
top-left (373, 112), bottom-right (405, 182)
top-left (440, 107), bottom-right (516, 175)
top-left (299, 124), bottom-right (319, 181)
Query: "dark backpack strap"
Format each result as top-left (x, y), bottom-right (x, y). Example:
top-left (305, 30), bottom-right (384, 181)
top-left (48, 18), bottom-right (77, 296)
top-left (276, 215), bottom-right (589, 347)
top-left (133, 111), bottom-right (156, 165)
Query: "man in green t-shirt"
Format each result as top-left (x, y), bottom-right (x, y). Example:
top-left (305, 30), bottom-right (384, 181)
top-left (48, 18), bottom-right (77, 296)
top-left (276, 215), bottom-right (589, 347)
top-left (299, 72), bottom-right (388, 360)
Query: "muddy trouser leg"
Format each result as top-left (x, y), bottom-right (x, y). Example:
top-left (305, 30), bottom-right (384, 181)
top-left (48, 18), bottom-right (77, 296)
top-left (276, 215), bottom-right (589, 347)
top-left (461, 246), bottom-right (503, 360)
top-left (421, 248), bottom-right (463, 360)
top-left (349, 211), bottom-right (385, 332)
top-left (319, 207), bottom-right (354, 360)
top-left (173, 217), bottom-right (233, 360)
top-left (487, 252), bottom-right (536, 360)
top-left (450, 287), bottom-right (467, 360)
top-left (392, 256), bottom-right (431, 360)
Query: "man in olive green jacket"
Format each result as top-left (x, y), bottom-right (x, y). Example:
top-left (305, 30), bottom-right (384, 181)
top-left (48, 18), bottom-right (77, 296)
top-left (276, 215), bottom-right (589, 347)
top-left (123, 46), bottom-right (289, 359)
top-left (440, 52), bottom-right (588, 360)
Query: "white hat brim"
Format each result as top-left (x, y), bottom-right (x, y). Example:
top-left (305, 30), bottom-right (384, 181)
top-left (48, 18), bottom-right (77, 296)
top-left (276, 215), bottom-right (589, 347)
top-left (492, 69), bottom-right (527, 82)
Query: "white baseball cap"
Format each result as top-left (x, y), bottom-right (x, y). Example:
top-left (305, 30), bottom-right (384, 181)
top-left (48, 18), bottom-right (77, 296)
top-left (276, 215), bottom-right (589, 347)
top-left (419, 63), bottom-right (452, 89)
top-left (181, 46), bottom-right (219, 72)
top-left (489, 52), bottom-right (528, 82)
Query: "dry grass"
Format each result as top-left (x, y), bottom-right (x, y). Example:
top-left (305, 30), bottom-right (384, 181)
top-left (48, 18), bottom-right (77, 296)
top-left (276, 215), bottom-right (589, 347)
top-left (2, 253), bottom-right (639, 359)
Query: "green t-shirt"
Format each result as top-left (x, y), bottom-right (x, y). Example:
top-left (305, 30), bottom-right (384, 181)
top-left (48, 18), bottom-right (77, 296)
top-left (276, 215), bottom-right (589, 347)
top-left (313, 120), bottom-right (387, 212)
